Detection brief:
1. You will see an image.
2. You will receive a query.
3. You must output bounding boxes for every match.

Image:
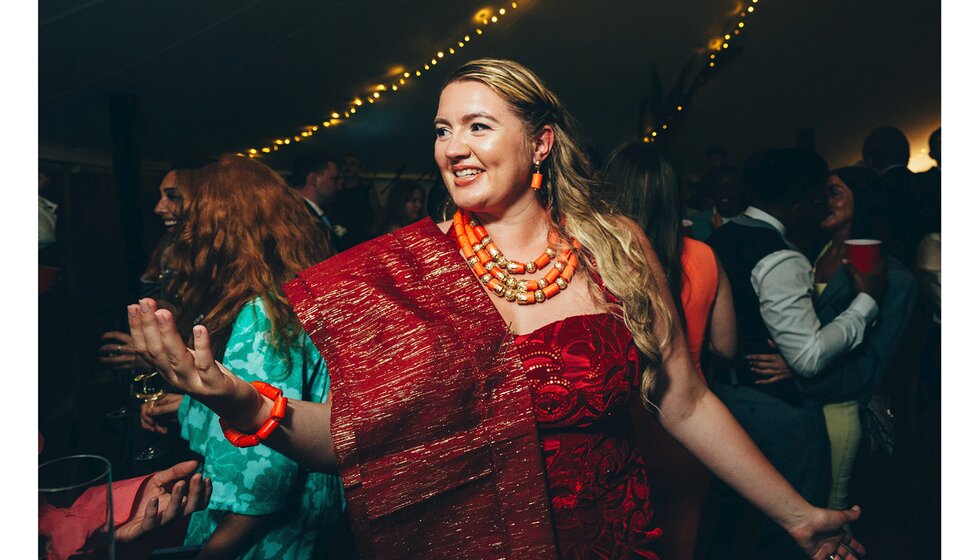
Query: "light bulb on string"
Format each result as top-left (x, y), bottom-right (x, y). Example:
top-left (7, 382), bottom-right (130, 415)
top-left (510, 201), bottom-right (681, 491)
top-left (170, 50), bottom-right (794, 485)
top-left (476, 28), bottom-right (483, 35)
top-left (747, 6), bottom-right (754, 12)
top-left (392, 85), bottom-right (398, 91)
top-left (367, 98), bottom-right (374, 104)
top-left (491, 16), bottom-right (498, 22)
top-left (437, 51), bottom-right (444, 58)
top-left (500, 8), bottom-right (506, 14)
top-left (512, 2), bottom-right (517, 8)
top-left (284, 139), bottom-right (291, 144)
top-left (249, 148), bottom-right (257, 154)
top-left (261, 147), bottom-right (270, 153)
top-left (449, 48), bottom-right (455, 54)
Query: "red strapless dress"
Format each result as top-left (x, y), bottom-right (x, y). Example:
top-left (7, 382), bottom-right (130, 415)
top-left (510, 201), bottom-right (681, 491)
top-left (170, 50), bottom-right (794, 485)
top-left (514, 312), bottom-right (663, 559)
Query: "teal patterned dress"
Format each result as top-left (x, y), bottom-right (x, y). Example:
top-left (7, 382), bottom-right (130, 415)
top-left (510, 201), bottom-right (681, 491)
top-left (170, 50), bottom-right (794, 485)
top-left (178, 298), bottom-right (344, 559)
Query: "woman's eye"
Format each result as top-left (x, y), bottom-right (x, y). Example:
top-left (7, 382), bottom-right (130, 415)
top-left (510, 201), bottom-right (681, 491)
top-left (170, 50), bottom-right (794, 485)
top-left (471, 122), bottom-right (490, 132)
top-left (435, 128), bottom-right (450, 138)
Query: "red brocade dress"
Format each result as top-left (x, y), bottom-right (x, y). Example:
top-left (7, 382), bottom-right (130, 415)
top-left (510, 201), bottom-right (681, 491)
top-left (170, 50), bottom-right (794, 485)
top-left (514, 309), bottom-right (663, 559)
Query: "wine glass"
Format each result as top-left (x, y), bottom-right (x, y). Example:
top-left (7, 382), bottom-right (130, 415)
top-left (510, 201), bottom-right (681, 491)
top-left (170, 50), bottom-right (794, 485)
top-left (38, 454), bottom-right (115, 560)
top-left (131, 370), bottom-right (170, 462)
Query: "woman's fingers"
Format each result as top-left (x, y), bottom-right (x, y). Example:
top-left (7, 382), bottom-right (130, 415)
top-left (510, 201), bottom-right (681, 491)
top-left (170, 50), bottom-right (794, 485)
top-left (139, 497), bottom-right (160, 533)
top-left (184, 473), bottom-right (206, 515)
top-left (138, 299), bottom-right (167, 363)
top-left (160, 480), bottom-right (186, 525)
top-left (191, 325), bottom-right (225, 385)
top-left (128, 304), bottom-right (146, 355)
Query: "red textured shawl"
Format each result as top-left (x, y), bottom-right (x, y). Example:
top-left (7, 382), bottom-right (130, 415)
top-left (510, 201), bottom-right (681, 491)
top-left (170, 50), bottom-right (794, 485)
top-left (283, 218), bottom-right (559, 559)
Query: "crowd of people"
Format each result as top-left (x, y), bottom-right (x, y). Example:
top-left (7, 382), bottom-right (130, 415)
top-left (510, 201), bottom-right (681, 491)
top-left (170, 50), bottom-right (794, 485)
top-left (42, 58), bottom-right (940, 559)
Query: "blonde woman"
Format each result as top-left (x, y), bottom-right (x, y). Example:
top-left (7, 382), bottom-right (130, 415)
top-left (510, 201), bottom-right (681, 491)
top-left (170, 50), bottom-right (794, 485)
top-left (129, 59), bottom-right (863, 560)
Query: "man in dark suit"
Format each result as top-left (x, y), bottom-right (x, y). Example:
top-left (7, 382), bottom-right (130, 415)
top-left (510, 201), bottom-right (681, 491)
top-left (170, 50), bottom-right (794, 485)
top-left (700, 148), bottom-right (885, 559)
top-left (290, 152), bottom-right (344, 254)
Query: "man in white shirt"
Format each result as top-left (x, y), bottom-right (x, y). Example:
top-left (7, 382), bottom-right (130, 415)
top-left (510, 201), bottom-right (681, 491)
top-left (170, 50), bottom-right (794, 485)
top-left (702, 148), bottom-right (885, 560)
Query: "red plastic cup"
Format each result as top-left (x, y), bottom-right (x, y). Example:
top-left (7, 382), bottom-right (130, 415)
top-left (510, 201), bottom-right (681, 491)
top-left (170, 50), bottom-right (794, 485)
top-left (844, 239), bottom-right (881, 274)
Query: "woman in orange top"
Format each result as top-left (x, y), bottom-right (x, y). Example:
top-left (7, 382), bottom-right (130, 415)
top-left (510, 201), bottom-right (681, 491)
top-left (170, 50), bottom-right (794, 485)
top-left (603, 141), bottom-right (736, 560)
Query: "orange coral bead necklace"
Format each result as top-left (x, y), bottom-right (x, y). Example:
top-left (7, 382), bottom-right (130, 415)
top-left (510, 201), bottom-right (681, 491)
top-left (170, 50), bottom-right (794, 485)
top-left (452, 209), bottom-right (580, 305)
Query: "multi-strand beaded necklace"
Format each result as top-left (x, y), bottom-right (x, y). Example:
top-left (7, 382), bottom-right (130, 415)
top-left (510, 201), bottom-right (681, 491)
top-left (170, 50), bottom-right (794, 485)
top-left (452, 209), bottom-right (580, 305)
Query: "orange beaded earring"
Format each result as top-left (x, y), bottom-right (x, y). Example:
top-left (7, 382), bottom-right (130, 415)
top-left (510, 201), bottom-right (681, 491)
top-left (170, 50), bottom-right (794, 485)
top-left (530, 160), bottom-right (543, 190)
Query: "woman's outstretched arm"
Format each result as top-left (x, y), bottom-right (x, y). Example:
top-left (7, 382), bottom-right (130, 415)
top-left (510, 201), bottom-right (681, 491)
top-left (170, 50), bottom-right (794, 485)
top-left (128, 299), bottom-right (338, 473)
top-left (620, 217), bottom-right (865, 560)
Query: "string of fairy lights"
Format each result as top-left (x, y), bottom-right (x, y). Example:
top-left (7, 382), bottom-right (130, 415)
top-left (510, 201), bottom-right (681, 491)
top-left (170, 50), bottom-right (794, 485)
top-left (239, 2), bottom-right (523, 158)
top-left (644, 0), bottom-right (763, 144)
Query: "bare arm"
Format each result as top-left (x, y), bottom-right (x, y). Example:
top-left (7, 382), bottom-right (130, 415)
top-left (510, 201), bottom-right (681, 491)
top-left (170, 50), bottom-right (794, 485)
top-left (127, 299), bottom-right (338, 473)
top-left (619, 217), bottom-right (864, 559)
top-left (706, 255), bottom-right (737, 360)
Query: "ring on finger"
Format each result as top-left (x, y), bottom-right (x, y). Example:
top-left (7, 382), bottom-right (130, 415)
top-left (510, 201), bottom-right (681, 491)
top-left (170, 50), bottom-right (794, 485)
top-left (825, 554), bottom-right (836, 560)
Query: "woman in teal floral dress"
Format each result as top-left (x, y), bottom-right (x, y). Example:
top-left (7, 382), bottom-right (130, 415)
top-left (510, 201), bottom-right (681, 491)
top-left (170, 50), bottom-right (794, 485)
top-left (140, 155), bottom-right (342, 558)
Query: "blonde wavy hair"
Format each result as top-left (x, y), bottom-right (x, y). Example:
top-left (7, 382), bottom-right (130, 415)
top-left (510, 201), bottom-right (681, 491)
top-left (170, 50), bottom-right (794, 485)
top-left (445, 59), bottom-right (675, 411)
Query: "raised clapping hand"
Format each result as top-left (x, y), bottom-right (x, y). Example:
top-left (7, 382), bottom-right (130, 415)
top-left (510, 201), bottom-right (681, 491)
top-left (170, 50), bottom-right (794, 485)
top-left (115, 460), bottom-right (212, 543)
top-left (788, 505), bottom-right (866, 560)
top-left (127, 299), bottom-right (263, 428)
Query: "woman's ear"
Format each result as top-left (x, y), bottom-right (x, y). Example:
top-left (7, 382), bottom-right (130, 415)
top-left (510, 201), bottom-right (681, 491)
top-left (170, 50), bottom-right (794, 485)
top-left (532, 125), bottom-right (555, 164)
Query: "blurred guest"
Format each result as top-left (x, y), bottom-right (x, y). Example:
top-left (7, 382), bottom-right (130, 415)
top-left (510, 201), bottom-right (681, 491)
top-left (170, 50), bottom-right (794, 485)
top-left (749, 167), bottom-right (917, 515)
top-left (914, 127), bottom-right (941, 237)
top-left (703, 148), bottom-right (885, 559)
top-left (602, 141), bottom-right (737, 560)
top-left (377, 179), bottom-right (425, 234)
top-left (142, 155), bottom-right (343, 559)
top-left (862, 125), bottom-right (919, 266)
top-left (336, 153), bottom-right (382, 246)
top-left (289, 152), bottom-right (343, 253)
top-left (689, 164), bottom-right (749, 241)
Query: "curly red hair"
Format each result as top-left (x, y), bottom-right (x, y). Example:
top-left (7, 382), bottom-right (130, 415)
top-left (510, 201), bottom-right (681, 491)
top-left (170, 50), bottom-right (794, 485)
top-left (167, 154), bottom-right (332, 360)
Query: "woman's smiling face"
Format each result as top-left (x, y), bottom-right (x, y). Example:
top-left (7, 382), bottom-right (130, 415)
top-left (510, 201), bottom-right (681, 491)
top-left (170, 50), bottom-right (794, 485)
top-left (153, 170), bottom-right (182, 231)
top-left (433, 80), bottom-right (538, 215)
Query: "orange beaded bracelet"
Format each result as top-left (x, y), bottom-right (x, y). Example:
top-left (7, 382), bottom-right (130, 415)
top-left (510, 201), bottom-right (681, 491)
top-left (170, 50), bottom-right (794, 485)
top-left (219, 381), bottom-right (287, 448)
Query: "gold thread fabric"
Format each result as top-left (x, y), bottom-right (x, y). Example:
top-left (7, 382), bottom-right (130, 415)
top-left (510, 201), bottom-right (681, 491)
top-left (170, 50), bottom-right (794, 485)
top-left (283, 218), bottom-right (559, 559)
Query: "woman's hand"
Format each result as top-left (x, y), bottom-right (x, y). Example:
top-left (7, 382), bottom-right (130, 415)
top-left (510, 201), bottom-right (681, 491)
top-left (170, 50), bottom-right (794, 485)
top-left (127, 298), bottom-right (266, 428)
top-left (139, 393), bottom-right (184, 434)
top-left (115, 460), bottom-right (213, 543)
top-left (747, 339), bottom-right (795, 385)
top-left (787, 505), bottom-right (866, 559)
top-left (98, 331), bottom-right (149, 371)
